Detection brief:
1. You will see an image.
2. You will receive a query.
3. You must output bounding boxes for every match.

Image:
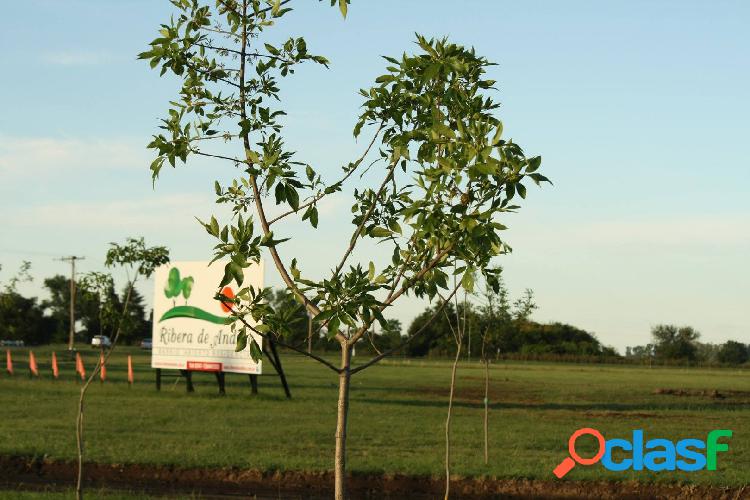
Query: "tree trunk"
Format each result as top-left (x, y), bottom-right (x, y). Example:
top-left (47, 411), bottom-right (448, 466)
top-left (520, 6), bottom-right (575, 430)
top-left (483, 357), bottom-right (489, 465)
top-left (334, 344), bottom-right (352, 500)
top-left (444, 339), bottom-right (462, 500)
top-left (75, 396), bottom-right (84, 500)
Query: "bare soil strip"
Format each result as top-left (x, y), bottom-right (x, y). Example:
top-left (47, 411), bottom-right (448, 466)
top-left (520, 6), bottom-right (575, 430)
top-left (0, 455), bottom-right (746, 499)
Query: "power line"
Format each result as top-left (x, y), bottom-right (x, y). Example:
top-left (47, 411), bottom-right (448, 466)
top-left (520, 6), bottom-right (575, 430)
top-left (55, 256), bottom-right (85, 351)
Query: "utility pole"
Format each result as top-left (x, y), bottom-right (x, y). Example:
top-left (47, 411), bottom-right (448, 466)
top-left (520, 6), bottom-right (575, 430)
top-left (57, 256), bottom-right (85, 351)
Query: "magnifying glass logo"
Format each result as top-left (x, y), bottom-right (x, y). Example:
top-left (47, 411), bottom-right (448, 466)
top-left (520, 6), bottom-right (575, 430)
top-left (553, 428), bottom-right (606, 478)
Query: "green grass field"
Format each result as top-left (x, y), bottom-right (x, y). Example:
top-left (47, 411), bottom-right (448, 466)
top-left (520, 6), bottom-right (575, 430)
top-left (1, 345), bottom-right (748, 490)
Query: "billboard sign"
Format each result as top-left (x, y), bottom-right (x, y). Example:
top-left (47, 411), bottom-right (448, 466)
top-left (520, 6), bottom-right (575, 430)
top-left (151, 260), bottom-right (263, 374)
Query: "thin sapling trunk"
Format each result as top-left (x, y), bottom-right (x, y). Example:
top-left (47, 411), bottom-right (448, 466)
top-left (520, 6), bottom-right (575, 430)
top-left (334, 343), bottom-right (352, 500)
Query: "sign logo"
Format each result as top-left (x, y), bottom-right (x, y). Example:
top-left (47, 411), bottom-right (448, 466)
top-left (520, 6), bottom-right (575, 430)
top-left (553, 428), bottom-right (733, 478)
top-left (159, 267), bottom-right (232, 325)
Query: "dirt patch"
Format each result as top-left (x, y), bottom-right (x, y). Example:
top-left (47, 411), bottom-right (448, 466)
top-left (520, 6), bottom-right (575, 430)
top-left (1, 455), bottom-right (747, 499)
top-left (654, 388), bottom-right (750, 400)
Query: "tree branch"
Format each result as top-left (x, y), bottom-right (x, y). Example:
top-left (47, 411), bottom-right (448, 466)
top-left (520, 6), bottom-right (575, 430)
top-left (192, 149), bottom-right (246, 164)
top-left (350, 282), bottom-right (461, 375)
top-left (347, 244), bottom-right (453, 347)
top-left (236, 0), bottom-right (341, 342)
top-left (195, 42), bottom-right (297, 65)
top-left (267, 124), bottom-right (383, 226)
top-left (233, 311), bottom-right (341, 373)
top-left (333, 162), bottom-right (396, 279)
top-left (382, 245), bottom-right (453, 308)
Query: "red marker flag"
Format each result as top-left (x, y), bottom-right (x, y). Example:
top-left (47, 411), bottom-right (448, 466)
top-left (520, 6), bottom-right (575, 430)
top-left (5, 350), bottom-right (13, 376)
top-left (51, 352), bottom-right (59, 379)
top-left (29, 351), bottom-right (39, 377)
top-left (99, 352), bottom-right (106, 382)
top-left (75, 352), bottom-right (86, 380)
top-left (127, 355), bottom-right (134, 385)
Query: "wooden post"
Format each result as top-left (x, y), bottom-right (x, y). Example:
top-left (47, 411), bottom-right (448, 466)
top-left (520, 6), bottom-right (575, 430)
top-left (249, 374), bottom-right (258, 395)
top-left (215, 371), bottom-right (226, 395)
top-left (180, 369), bottom-right (195, 393)
top-left (155, 368), bottom-right (161, 391)
top-left (268, 339), bottom-right (291, 399)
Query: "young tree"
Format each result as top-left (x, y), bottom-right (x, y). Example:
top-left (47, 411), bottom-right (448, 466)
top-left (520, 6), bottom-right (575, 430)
top-left (717, 340), bottom-right (749, 365)
top-left (477, 268), bottom-right (511, 464)
top-left (651, 324), bottom-right (700, 361)
top-left (79, 272), bottom-right (118, 341)
top-left (74, 238), bottom-right (169, 500)
top-left (140, 2), bottom-right (547, 497)
top-left (442, 286), bottom-right (469, 500)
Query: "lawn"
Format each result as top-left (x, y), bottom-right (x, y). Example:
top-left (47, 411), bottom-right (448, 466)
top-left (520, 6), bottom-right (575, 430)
top-left (0, 344), bottom-right (748, 489)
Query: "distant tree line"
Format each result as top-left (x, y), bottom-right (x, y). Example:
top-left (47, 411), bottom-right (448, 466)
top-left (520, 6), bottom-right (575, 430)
top-left (396, 283), bottom-right (617, 360)
top-left (0, 262), bottom-right (151, 345)
top-left (626, 324), bottom-right (749, 366)
top-left (4, 262), bottom-right (747, 366)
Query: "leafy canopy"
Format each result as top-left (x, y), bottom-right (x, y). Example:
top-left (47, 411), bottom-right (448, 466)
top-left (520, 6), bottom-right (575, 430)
top-left (140, 0), bottom-right (548, 360)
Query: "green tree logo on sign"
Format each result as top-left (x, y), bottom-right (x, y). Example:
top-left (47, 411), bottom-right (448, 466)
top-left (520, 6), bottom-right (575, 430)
top-left (161, 267), bottom-right (230, 325)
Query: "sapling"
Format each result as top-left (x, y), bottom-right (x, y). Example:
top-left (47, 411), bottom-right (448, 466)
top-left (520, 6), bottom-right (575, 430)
top-left (74, 238), bottom-right (169, 500)
top-left (140, 2), bottom-right (547, 497)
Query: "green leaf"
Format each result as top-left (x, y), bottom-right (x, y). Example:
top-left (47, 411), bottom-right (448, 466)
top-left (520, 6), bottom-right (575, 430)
top-left (274, 182), bottom-right (286, 204)
top-left (249, 338), bottom-right (262, 361)
top-left (235, 331), bottom-right (248, 352)
top-left (310, 206), bottom-right (319, 228)
top-left (529, 173), bottom-right (552, 186)
top-left (314, 309), bottom-right (336, 323)
top-left (517, 183), bottom-right (527, 199)
top-left (432, 122), bottom-right (455, 139)
top-left (368, 261), bottom-right (375, 281)
top-left (286, 185), bottom-right (300, 210)
top-left (246, 149), bottom-right (260, 163)
top-left (229, 262), bottom-right (244, 286)
top-left (210, 216), bottom-right (220, 237)
top-left (271, 0), bottom-right (281, 16)
top-left (338, 0), bottom-right (347, 18)
top-left (473, 162), bottom-right (497, 175)
top-left (461, 270), bottom-right (475, 293)
top-left (526, 156), bottom-right (541, 173)
top-left (491, 122), bottom-right (504, 145)
top-left (327, 316), bottom-right (340, 338)
top-left (370, 227), bottom-right (393, 238)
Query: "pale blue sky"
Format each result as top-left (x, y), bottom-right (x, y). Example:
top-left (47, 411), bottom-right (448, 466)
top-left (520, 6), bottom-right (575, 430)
top-left (1, 1), bottom-right (748, 352)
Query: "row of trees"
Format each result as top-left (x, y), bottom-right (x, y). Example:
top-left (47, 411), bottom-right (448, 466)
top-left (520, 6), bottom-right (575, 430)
top-left (627, 324), bottom-right (749, 365)
top-left (400, 290), bottom-right (617, 359)
top-left (263, 271), bottom-right (617, 359)
top-left (0, 262), bottom-right (151, 346)
top-left (5, 262), bottom-right (746, 367)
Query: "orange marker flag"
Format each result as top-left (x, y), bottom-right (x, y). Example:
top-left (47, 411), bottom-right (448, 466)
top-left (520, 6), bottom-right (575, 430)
top-left (75, 352), bottom-right (86, 380)
top-left (127, 355), bottom-right (134, 385)
top-left (6, 350), bottom-right (14, 376)
top-left (29, 351), bottom-right (39, 377)
top-left (51, 352), bottom-right (59, 379)
top-left (99, 352), bottom-right (107, 382)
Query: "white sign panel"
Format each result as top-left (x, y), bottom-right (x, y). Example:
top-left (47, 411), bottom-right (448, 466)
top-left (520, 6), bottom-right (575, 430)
top-left (151, 260), bottom-right (263, 374)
